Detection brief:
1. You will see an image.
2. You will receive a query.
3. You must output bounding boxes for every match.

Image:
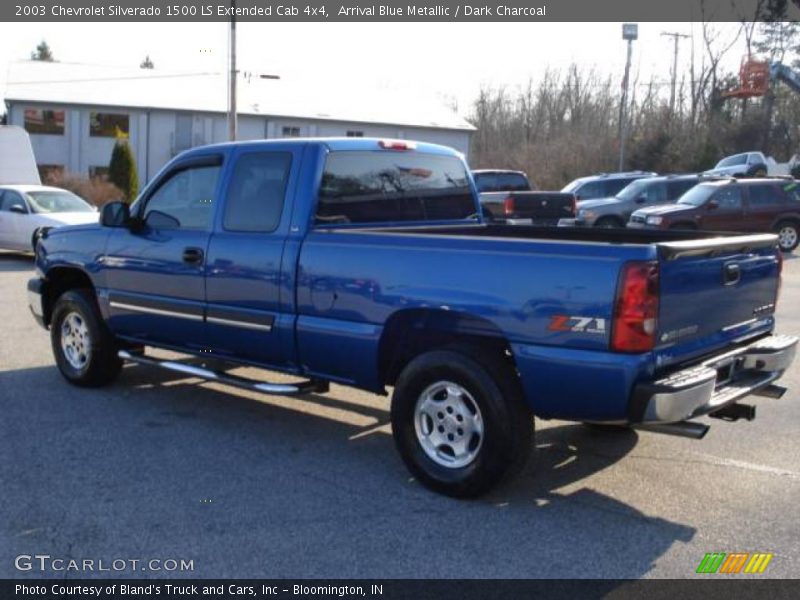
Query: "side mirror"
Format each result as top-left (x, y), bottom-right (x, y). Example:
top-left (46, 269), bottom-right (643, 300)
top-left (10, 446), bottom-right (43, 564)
top-left (707, 199), bottom-right (719, 210)
top-left (100, 201), bottom-right (130, 227)
top-left (9, 204), bottom-right (26, 214)
top-left (634, 195), bottom-right (647, 204)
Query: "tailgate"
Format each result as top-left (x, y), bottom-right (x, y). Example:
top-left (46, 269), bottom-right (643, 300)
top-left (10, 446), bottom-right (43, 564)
top-left (512, 192), bottom-right (575, 219)
top-left (655, 234), bottom-right (780, 363)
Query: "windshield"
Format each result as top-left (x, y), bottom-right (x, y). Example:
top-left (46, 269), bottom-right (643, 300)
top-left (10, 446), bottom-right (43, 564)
top-left (26, 191), bottom-right (94, 214)
top-left (678, 184), bottom-right (717, 206)
top-left (616, 178), bottom-right (651, 201)
top-left (716, 154), bottom-right (747, 168)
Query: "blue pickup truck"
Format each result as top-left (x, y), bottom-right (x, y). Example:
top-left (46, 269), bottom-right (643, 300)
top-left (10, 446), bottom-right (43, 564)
top-left (28, 138), bottom-right (797, 497)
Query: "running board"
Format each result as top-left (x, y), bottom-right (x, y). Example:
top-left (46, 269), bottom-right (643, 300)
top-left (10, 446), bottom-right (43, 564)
top-left (118, 350), bottom-right (329, 396)
top-left (633, 421), bottom-right (710, 439)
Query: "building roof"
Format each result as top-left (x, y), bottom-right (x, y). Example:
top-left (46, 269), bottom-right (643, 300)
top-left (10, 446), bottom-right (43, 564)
top-left (4, 60), bottom-right (475, 132)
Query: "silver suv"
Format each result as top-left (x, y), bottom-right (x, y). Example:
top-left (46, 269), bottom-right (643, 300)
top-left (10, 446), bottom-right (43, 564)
top-left (560, 174), bottom-right (700, 228)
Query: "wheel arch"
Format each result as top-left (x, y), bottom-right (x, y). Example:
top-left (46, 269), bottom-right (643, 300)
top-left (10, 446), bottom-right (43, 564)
top-left (377, 308), bottom-right (515, 387)
top-left (41, 266), bottom-right (96, 327)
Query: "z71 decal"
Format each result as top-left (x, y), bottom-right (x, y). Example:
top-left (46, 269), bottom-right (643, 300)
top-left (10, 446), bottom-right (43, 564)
top-left (548, 315), bottom-right (607, 334)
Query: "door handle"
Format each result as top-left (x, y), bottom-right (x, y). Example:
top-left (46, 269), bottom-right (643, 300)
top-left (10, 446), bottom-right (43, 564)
top-left (182, 247), bottom-right (204, 265)
top-left (723, 262), bottom-right (741, 286)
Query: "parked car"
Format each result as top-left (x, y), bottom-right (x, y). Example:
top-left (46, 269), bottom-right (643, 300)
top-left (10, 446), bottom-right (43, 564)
top-left (629, 178), bottom-right (800, 251)
top-left (28, 138), bottom-right (796, 498)
top-left (559, 174), bottom-right (701, 228)
top-left (702, 151), bottom-right (792, 178)
top-left (561, 170), bottom-right (657, 201)
top-left (0, 185), bottom-right (98, 252)
top-left (473, 169), bottom-right (575, 225)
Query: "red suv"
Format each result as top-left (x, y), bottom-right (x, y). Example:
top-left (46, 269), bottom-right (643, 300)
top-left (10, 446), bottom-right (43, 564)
top-left (628, 178), bottom-right (800, 251)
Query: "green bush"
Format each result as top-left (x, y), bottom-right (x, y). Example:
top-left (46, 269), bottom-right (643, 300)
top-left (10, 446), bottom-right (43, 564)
top-left (108, 140), bottom-right (139, 202)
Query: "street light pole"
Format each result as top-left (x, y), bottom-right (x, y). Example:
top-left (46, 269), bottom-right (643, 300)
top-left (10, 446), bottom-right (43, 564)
top-left (227, 0), bottom-right (237, 141)
top-left (618, 23), bottom-right (638, 172)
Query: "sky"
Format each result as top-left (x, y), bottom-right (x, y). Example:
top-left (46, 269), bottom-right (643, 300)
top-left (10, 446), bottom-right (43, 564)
top-left (0, 21), bottom-right (748, 118)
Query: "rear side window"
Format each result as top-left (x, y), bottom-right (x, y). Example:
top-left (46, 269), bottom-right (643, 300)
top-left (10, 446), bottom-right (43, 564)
top-left (224, 152), bottom-right (291, 232)
top-left (574, 181), bottom-right (603, 198)
top-left (317, 151), bottom-right (475, 224)
top-left (784, 182), bottom-right (800, 201)
top-left (605, 179), bottom-right (635, 197)
top-left (667, 179), bottom-right (697, 198)
top-left (748, 184), bottom-right (783, 206)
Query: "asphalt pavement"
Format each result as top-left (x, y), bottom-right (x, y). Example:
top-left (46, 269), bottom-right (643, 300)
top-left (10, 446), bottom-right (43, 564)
top-left (1, 250), bottom-right (799, 580)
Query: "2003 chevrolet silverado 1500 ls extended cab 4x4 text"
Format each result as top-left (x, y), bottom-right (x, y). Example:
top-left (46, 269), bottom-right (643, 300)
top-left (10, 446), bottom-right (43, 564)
top-left (27, 138), bottom-right (798, 497)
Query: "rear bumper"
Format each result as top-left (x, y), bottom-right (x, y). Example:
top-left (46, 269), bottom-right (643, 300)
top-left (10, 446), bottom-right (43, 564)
top-left (27, 277), bottom-right (46, 328)
top-left (630, 334), bottom-right (797, 423)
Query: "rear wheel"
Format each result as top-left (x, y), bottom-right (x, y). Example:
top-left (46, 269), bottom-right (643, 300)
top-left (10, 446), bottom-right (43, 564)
top-left (51, 289), bottom-right (122, 387)
top-left (776, 221), bottom-right (799, 252)
top-left (595, 216), bottom-right (623, 229)
top-left (391, 346), bottom-right (533, 498)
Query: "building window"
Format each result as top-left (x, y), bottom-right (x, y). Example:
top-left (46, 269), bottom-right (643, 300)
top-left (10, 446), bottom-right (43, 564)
top-left (89, 166), bottom-right (109, 180)
top-left (24, 108), bottom-right (65, 135)
top-left (90, 112), bottom-right (129, 138)
top-left (346, 130), bottom-right (364, 137)
top-left (37, 164), bottom-right (64, 182)
top-left (281, 126), bottom-right (301, 137)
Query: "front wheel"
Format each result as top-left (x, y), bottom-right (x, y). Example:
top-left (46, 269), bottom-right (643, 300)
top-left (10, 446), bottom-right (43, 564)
top-left (51, 289), bottom-right (122, 387)
top-left (776, 221), bottom-right (799, 252)
top-left (595, 216), bottom-right (623, 229)
top-left (390, 346), bottom-right (533, 498)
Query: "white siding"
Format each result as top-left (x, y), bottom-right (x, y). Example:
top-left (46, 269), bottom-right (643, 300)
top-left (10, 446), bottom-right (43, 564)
top-left (9, 101), bottom-right (472, 188)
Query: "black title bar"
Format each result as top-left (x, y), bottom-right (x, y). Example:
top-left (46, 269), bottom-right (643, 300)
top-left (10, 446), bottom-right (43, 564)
top-left (4, 0), bottom-right (800, 22)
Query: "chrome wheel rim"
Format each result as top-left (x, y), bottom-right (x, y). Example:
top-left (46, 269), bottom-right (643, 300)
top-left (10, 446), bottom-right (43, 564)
top-left (60, 312), bottom-right (91, 370)
top-left (413, 381), bottom-right (484, 469)
top-left (779, 226), bottom-right (797, 250)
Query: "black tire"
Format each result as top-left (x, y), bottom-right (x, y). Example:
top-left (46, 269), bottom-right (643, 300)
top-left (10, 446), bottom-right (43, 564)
top-left (747, 164), bottom-right (768, 178)
top-left (775, 220), bottom-right (800, 252)
top-left (50, 288), bottom-right (122, 387)
top-left (595, 216), bottom-right (624, 229)
top-left (390, 346), bottom-right (533, 498)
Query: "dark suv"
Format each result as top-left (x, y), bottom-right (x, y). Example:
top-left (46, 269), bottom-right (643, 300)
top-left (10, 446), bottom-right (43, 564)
top-left (561, 170), bottom-right (657, 201)
top-left (629, 178), bottom-right (800, 251)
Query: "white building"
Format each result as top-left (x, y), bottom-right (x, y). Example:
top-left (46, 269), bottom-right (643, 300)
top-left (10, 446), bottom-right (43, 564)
top-left (3, 61), bottom-right (474, 187)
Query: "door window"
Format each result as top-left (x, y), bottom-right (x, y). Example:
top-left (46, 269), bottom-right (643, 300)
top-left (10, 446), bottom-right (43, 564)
top-left (143, 164), bottom-right (221, 230)
top-left (712, 187), bottom-right (743, 210)
top-left (223, 152), bottom-right (292, 233)
top-left (0, 191), bottom-right (27, 213)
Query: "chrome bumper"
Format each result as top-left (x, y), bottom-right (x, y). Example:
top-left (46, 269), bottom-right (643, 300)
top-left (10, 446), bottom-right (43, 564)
top-left (27, 278), bottom-right (46, 328)
top-left (631, 334), bottom-right (797, 424)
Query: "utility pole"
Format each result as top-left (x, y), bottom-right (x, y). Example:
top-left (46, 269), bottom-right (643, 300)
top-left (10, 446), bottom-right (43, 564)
top-left (661, 31), bottom-right (689, 116)
top-left (227, 0), bottom-right (237, 141)
top-left (618, 23), bottom-right (638, 172)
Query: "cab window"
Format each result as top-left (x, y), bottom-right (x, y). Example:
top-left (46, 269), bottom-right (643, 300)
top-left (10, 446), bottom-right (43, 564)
top-left (143, 163), bottom-right (221, 230)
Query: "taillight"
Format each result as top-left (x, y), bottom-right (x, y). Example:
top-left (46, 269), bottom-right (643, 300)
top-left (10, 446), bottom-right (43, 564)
top-left (611, 261), bottom-right (660, 353)
top-left (571, 194), bottom-right (577, 216)
top-left (378, 139), bottom-right (416, 151)
top-left (503, 196), bottom-right (515, 216)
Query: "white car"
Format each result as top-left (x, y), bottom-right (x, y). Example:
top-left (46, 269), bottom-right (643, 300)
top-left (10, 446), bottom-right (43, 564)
top-left (0, 185), bottom-right (98, 252)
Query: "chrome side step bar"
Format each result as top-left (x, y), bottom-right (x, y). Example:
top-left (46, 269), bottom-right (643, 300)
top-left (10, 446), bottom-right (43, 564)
top-left (118, 350), bottom-right (329, 396)
top-left (633, 421), bottom-right (710, 439)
